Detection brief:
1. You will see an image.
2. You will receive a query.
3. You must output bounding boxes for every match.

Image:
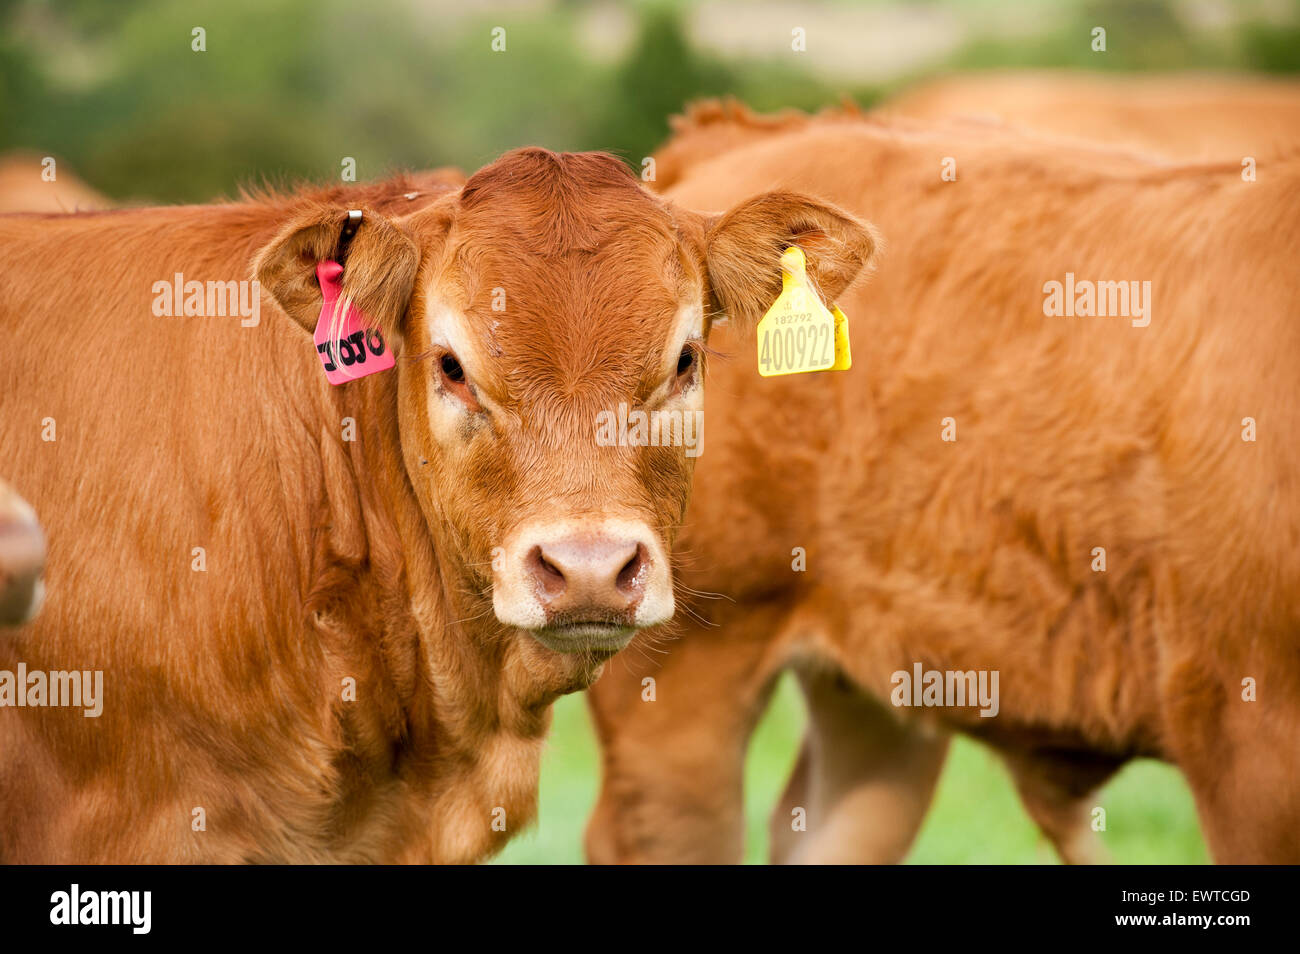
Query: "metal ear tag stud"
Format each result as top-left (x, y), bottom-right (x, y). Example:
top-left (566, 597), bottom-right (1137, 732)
top-left (341, 209), bottom-right (363, 242)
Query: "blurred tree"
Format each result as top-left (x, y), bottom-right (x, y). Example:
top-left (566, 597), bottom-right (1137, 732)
top-left (951, 0), bottom-right (1229, 73)
top-left (594, 4), bottom-right (734, 167)
top-left (0, 0), bottom-right (1294, 204)
top-left (1241, 0), bottom-right (1300, 73)
top-left (0, 0), bottom-right (46, 144)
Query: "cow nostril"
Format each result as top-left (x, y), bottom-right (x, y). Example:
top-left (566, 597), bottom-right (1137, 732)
top-left (616, 543), bottom-right (649, 595)
top-left (527, 545), bottom-right (567, 599)
top-left (522, 534), bottom-right (653, 619)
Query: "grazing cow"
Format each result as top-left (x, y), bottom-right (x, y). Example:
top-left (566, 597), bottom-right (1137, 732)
top-left (882, 71), bottom-right (1300, 160)
top-left (0, 149), bottom-right (875, 862)
top-left (651, 100), bottom-right (830, 191)
top-left (585, 112), bottom-right (1300, 865)
top-left (0, 153), bottom-right (110, 213)
top-left (0, 480), bottom-right (45, 626)
top-left (652, 75), bottom-right (1300, 191)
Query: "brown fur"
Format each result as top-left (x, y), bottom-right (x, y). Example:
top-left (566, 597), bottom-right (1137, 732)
top-left (882, 71), bottom-right (1300, 160)
top-left (652, 99), bottom-right (860, 191)
top-left (0, 150), bottom-right (874, 862)
top-left (653, 74), bottom-right (1300, 192)
top-left (586, 112), bottom-right (1300, 865)
top-left (0, 153), bottom-right (110, 214)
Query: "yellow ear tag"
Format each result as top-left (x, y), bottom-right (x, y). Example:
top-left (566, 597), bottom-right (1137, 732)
top-left (756, 246), bottom-right (850, 377)
top-left (830, 304), bottom-right (852, 371)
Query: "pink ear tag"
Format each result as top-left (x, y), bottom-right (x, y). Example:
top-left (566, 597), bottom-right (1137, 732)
top-left (313, 260), bottom-right (396, 385)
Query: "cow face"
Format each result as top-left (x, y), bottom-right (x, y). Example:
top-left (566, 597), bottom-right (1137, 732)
top-left (257, 149), bottom-right (876, 658)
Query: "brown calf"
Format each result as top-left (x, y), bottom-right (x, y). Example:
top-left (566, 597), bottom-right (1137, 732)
top-left (653, 74), bottom-right (1300, 191)
top-left (0, 153), bottom-right (110, 214)
top-left (586, 114), bottom-right (1300, 865)
top-left (882, 71), bottom-right (1300, 160)
top-left (633, 88), bottom-right (1300, 865)
top-left (0, 149), bottom-right (875, 862)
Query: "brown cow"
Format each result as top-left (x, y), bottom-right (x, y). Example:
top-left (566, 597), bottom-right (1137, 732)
top-left (0, 149), bottom-right (875, 862)
top-left (653, 74), bottom-right (1300, 191)
top-left (634, 87), bottom-right (1300, 865)
top-left (0, 153), bottom-right (110, 213)
top-left (0, 479), bottom-right (45, 626)
top-left (632, 88), bottom-right (1300, 866)
top-left (585, 113), bottom-right (1300, 865)
top-left (882, 71), bottom-right (1300, 160)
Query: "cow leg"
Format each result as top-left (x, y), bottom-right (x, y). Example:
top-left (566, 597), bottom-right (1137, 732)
top-left (999, 748), bottom-right (1124, 864)
top-left (584, 602), bottom-right (788, 864)
top-left (769, 735), bottom-right (811, 864)
top-left (1186, 757), bottom-right (1300, 863)
top-left (1174, 694), bottom-right (1300, 863)
top-left (770, 667), bottom-right (950, 864)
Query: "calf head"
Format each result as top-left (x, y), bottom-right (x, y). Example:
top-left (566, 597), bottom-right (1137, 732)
top-left (257, 148), bottom-right (876, 664)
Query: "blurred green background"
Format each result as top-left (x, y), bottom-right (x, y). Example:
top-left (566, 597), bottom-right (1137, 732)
top-left (5, 0), bottom-right (1280, 862)
top-left (2, 0), bottom-right (1297, 202)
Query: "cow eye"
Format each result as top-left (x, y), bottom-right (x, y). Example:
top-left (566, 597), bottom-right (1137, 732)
top-left (676, 346), bottom-right (695, 377)
top-left (440, 354), bottom-right (465, 383)
top-left (436, 351), bottom-right (480, 412)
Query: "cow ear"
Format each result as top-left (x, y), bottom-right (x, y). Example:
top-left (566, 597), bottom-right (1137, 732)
top-left (700, 191), bottom-right (879, 327)
top-left (254, 207), bottom-right (420, 343)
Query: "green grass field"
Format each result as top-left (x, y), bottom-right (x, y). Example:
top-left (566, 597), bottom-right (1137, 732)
top-left (496, 674), bottom-right (1209, 864)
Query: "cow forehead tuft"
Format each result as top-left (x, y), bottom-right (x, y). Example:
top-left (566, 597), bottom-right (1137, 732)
top-left (460, 148), bottom-right (643, 207)
top-left (457, 149), bottom-right (673, 257)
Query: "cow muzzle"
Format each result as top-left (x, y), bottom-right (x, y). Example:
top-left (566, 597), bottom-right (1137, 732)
top-left (0, 483), bottom-right (47, 627)
top-left (492, 518), bottom-right (674, 653)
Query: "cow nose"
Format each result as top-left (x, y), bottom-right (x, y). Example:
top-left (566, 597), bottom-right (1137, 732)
top-left (493, 519), bottom-right (674, 644)
top-left (527, 535), bottom-right (648, 619)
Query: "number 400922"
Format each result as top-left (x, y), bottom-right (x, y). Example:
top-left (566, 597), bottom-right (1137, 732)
top-left (758, 321), bottom-right (834, 375)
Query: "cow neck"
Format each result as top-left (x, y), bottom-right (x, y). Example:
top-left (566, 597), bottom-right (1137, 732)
top-left (306, 367), bottom-right (589, 771)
